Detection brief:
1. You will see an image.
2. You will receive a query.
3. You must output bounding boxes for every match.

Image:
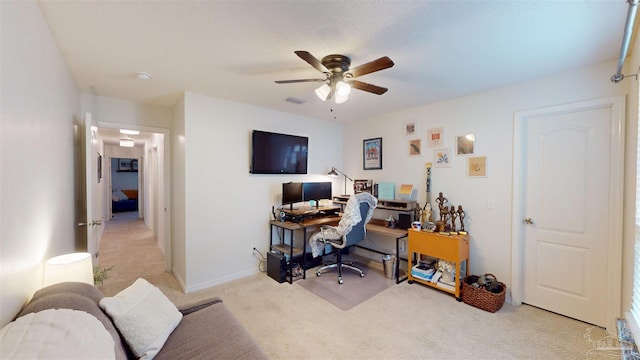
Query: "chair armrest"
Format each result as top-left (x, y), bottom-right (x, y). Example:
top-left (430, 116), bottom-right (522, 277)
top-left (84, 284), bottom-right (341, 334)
top-left (319, 226), bottom-right (347, 248)
top-left (177, 297), bottom-right (223, 315)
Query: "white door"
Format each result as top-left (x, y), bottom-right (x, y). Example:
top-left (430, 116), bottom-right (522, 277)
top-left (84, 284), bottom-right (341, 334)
top-left (514, 97), bottom-right (624, 330)
top-left (80, 113), bottom-right (104, 262)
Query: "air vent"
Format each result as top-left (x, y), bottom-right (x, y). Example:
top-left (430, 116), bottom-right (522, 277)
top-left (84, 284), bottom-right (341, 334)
top-left (286, 97), bottom-right (306, 104)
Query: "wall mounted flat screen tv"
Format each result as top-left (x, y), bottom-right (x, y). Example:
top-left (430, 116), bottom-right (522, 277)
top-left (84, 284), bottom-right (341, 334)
top-left (250, 130), bottom-right (308, 174)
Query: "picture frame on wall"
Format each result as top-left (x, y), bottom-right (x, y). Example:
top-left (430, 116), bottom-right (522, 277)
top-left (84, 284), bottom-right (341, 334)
top-left (404, 121), bottom-right (417, 137)
top-left (467, 156), bottom-right (487, 177)
top-left (363, 137), bottom-right (382, 170)
top-left (409, 139), bottom-right (421, 156)
top-left (457, 133), bottom-right (475, 155)
top-left (97, 153), bottom-right (102, 183)
top-left (434, 148), bottom-right (451, 168)
top-left (427, 127), bottom-right (444, 147)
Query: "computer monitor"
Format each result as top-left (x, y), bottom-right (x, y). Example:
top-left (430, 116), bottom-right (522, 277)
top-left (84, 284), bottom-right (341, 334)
top-left (302, 182), bottom-right (332, 207)
top-left (282, 182), bottom-right (303, 210)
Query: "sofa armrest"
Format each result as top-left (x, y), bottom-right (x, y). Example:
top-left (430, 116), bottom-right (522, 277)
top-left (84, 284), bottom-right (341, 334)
top-left (177, 297), bottom-right (223, 315)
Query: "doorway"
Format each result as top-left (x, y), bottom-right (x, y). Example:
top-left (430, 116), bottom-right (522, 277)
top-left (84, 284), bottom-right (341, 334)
top-left (94, 124), bottom-right (171, 274)
top-left (511, 96), bottom-right (625, 332)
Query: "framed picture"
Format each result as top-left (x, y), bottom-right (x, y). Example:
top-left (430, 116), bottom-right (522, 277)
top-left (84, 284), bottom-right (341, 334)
top-left (363, 137), bottom-right (382, 170)
top-left (434, 148), bottom-right (451, 168)
top-left (117, 158), bottom-right (138, 172)
top-left (467, 156), bottom-right (487, 177)
top-left (409, 139), bottom-right (421, 156)
top-left (457, 133), bottom-right (475, 155)
top-left (118, 158), bottom-right (132, 171)
top-left (404, 121), bottom-right (417, 137)
top-left (97, 153), bottom-right (102, 183)
top-left (353, 179), bottom-right (373, 194)
top-left (427, 127), bottom-right (444, 147)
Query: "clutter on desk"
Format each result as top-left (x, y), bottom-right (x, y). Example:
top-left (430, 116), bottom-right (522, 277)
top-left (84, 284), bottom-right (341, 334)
top-left (353, 179), bottom-right (373, 194)
top-left (385, 215), bottom-right (397, 228)
top-left (461, 273), bottom-right (506, 313)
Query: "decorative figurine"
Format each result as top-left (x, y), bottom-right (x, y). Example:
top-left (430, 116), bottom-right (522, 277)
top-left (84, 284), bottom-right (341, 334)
top-left (457, 205), bottom-right (466, 232)
top-left (435, 192), bottom-right (448, 220)
top-left (450, 205), bottom-right (458, 232)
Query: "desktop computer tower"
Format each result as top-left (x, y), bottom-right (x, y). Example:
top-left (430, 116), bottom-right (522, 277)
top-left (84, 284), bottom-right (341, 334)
top-left (267, 251), bottom-right (287, 283)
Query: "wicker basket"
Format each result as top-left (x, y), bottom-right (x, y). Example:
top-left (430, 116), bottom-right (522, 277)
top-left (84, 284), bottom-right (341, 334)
top-left (461, 273), bottom-right (506, 313)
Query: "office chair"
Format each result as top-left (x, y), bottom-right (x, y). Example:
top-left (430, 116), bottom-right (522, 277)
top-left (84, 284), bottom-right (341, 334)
top-left (314, 192), bottom-right (377, 284)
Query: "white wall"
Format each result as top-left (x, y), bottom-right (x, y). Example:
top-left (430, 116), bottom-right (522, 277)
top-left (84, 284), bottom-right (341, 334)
top-left (179, 92), bottom-right (343, 292)
top-left (0, 1), bottom-right (80, 326)
top-left (345, 60), bottom-right (628, 300)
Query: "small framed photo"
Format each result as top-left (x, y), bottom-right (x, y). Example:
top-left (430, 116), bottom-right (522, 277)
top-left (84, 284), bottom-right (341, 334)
top-left (97, 153), bottom-right (102, 183)
top-left (467, 156), bottom-right (487, 177)
top-left (427, 127), bottom-right (444, 147)
top-left (404, 121), bottom-right (417, 137)
top-left (118, 158), bottom-right (132, 171)
top-left (363, 137), bottom-right (382, 170)
top-left (434, 148), bottom-right (451, 168)
top-left (457, 133), bottom-right (475, 155)
top-left (409, 139), bottom-right (421, 156)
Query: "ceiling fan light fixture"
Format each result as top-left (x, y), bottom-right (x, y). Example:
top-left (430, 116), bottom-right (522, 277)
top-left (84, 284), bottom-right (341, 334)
top-left (315, 83), bottom-right (331, 101)
top-left (334, 92), bottom-right (349, 104)
top-left (335, 81), bottom-right (351, 97)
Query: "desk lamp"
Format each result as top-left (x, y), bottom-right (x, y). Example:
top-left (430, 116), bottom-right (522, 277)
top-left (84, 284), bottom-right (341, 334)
top-left (327, 167), bottom-right (353, 195)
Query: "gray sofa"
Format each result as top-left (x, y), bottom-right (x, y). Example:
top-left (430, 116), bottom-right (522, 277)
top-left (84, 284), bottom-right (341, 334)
top-left (15, 282), bottom-right (268, 360)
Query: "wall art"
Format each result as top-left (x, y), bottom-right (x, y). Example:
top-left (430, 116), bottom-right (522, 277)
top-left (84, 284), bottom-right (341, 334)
top-left (409, 139), bottom-right (421, 156)
top-left (427, 127), bottom-right (444, 147)
top-left (363, 137), bottom-right (382, 170)
top-left (457, 133), bottom-right (475, 155)
top-left (467, 156), bottom-right (487, 177)
top-left (434, 148), bottom-right (451, 168)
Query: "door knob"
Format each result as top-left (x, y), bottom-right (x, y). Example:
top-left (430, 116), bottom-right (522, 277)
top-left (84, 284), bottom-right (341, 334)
top-left (523, 218), bottom-right (534, 225)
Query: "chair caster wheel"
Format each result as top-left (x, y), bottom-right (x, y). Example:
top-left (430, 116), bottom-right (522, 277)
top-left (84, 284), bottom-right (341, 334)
top-left (338, 277), bottom-right (343, 284)
top-left (316, 271), bottom-right (321, 277)
top-left (359, 273), bottom-right (365, 278)
top-left (457, 297), bottom-right (463, 302)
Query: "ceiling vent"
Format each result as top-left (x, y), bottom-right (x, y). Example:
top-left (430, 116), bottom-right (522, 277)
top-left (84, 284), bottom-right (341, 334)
top-left (286, 97), bottom-right (306, 104)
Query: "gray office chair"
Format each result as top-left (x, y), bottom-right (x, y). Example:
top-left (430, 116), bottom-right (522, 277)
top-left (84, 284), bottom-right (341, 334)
top-left (315, 192), bottom-right (377, 284)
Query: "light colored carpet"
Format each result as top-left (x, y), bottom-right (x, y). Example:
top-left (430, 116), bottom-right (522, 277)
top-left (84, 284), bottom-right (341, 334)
top-left (98, 216), bottom-right (620, 360)
top-left (298, 261), bottom-right (395, 311)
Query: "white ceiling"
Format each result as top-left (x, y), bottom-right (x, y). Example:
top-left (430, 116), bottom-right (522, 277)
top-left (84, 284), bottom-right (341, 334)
top-left (38, 0), bottom-right (629, 123)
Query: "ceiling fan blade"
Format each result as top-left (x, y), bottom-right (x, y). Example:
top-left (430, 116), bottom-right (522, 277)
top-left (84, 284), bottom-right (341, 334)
top-left (275, 78), bottom-right (326, 84)
top-left (295, 50), bottom-right (329, 73)
top-left (348, 56), bottom-right (394, 78)
top-left (350, 80), bottom-right (388, 95)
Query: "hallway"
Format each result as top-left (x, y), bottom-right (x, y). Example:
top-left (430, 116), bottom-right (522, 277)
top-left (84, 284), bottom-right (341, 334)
top-left (96, 211), bottom-right (170, 295)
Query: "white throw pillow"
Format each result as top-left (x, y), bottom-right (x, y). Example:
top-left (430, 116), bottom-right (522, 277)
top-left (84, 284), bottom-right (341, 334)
top-left (99, 278), bottom-right (182, 360)
top-left (112, 190), bottom-right (128, 201)
top-left (0, 309), bottom-right (115, 359)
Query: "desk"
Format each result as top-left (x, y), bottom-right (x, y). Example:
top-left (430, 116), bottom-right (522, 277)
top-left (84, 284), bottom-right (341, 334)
top-left (360, 220), bottom-right (408, 284)
top-left (269, 216), bottom-right (408, 284)
top-left (269, 216), bottom-right (340, 283)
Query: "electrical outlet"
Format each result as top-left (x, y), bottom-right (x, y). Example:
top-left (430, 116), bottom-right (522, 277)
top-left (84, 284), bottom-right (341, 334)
top-left (399, 240), bottom-right (406, 252)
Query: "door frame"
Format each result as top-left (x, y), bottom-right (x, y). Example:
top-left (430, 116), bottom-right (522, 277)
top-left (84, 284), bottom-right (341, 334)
top-left (97, 121), bottom-right (172, 273)
top-left (511, 96), bottom-right (625, 332)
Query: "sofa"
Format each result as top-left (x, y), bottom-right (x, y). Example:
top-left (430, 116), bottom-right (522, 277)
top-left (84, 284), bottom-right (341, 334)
top-left (2, 281), bottom-right (268, 359)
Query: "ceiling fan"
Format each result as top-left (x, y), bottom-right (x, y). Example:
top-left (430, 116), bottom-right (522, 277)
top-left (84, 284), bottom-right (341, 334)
top-left (275, 51), bottom-right (394, 104)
